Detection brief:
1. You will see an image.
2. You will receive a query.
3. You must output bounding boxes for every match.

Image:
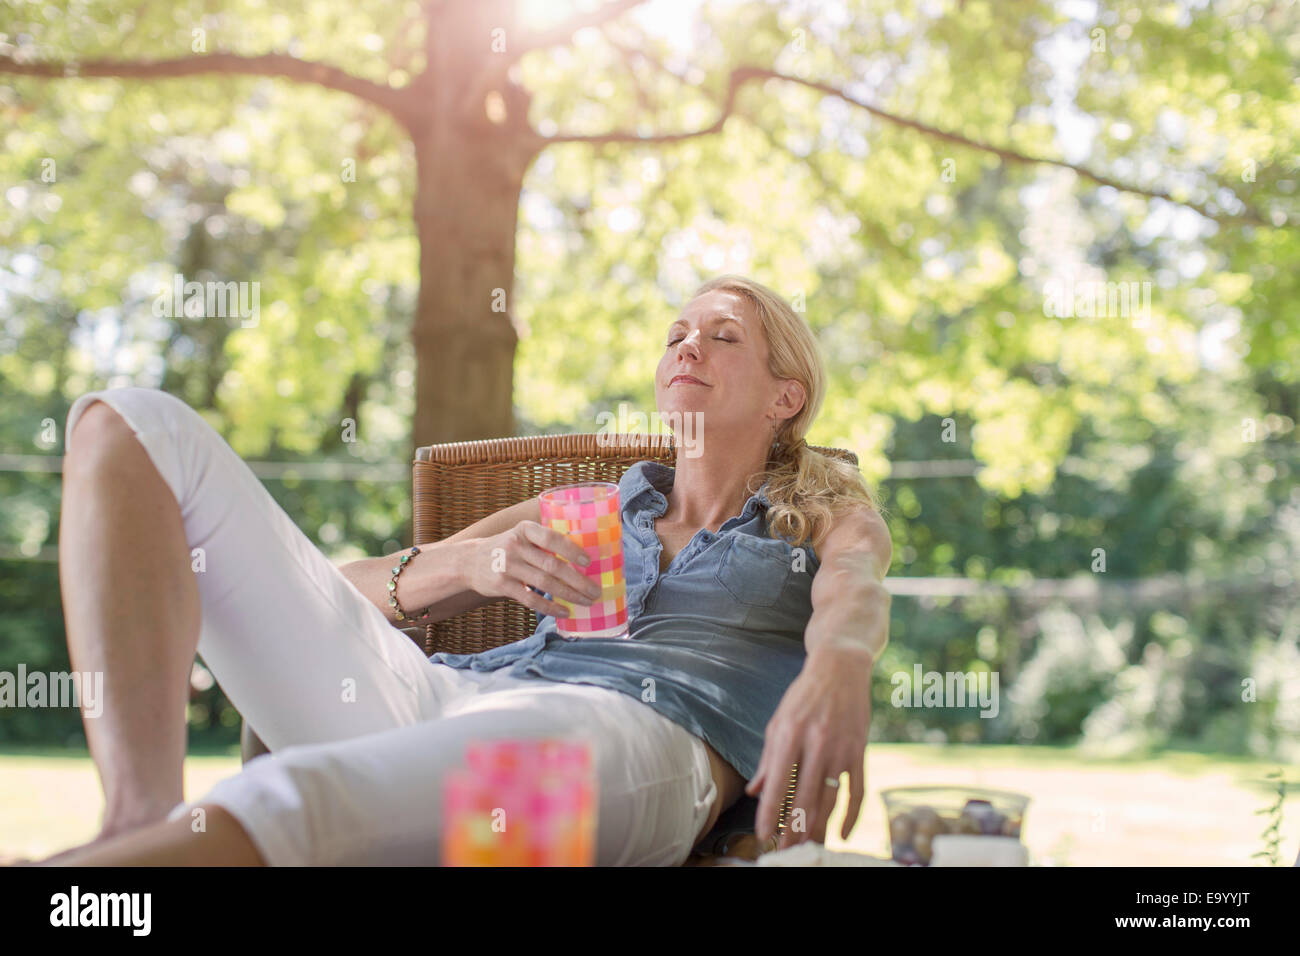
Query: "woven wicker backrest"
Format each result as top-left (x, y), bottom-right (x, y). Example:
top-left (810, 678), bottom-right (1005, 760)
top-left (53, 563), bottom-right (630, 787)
top-left (412, 433), bottom-right (858, 656)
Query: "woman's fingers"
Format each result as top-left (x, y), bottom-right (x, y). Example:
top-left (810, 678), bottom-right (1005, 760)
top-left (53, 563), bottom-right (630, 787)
top-left (786, 746), bottom-right (836, 848)
top-left (753, 733), bottom-right (795, 845)
top-left (515, 555), bottom-right (601, 610)
top-left (513, 582), bottom-right (572, 620)
top-left (514, 524), bottom-right (602, 606)
top-left (841, 753), bottom-right (866, 841)
top-left (520, 521), bottom-right (592, 571)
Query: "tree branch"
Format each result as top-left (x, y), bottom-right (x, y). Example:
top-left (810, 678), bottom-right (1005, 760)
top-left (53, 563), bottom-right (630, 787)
top-left (609, 37), bottom-right (655, 115)
top-left (744, 110), bottom-right (899, 256)
top-left (463, 0), bottom-right (648, 131)
top-left (602, 32), bottom-right (699, 116)
top-left (0, 50), bottom-right (412, 121)
top-left (533, 65), bottom-right (762, 145)
top-left (387, 3), bottom-right (434, 76)
top-left (740, 67), bottom-right (1279, 229)
top-left (537, 63), bottom-right (1281, 229)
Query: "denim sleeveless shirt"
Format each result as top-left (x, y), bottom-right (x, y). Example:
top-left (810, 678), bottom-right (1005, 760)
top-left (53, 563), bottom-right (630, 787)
top-left (426, 460), bottom-right (821, 781)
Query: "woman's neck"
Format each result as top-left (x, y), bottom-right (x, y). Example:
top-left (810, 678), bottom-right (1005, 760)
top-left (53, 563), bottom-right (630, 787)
top-left (662, 446), bottom-right (771, 531)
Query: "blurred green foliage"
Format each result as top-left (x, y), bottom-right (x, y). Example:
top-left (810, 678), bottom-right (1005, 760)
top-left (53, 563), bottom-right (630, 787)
top-left (0, 0), bottom-right (1297, 758)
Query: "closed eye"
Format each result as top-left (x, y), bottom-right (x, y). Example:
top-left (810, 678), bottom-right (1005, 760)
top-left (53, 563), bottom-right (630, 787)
top-left (666, 336), bottom-right (735, 346)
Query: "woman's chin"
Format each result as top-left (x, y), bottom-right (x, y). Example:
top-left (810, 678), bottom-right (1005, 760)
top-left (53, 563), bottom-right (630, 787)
top-left (659, 394), bottom-right (710, 416)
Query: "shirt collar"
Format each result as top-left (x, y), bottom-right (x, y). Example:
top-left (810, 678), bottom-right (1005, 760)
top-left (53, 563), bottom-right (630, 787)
top-left (618, 460), bottom-right (771, 521)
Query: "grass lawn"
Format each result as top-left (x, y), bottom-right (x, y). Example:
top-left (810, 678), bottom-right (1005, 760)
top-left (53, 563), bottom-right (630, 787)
top-left (1, 743), bottom-right (244, 864)
top-left (2, 742), bottom-right (1296, 865)
top-left (835, 744), bottom-right (1299, 866)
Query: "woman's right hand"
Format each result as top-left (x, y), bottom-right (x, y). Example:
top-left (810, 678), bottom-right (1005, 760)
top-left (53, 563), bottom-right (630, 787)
top-left (464, 520), bottom-right (603, 619)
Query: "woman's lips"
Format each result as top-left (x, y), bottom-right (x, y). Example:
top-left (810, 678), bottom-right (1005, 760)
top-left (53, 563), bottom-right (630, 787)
top-left (670, 375), bottom-right (708, 386)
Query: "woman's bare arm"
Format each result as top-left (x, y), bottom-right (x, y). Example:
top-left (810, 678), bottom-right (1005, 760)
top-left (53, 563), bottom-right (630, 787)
top-left (339, 497), bottom-right (542, 627)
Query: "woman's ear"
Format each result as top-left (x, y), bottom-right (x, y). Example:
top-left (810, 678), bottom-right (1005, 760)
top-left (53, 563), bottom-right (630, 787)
top-left (775, 379), bottom-right (806, 422)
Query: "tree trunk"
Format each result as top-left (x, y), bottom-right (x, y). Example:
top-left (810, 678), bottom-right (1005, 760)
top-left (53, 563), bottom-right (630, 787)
top-left (409, 0), bottom-right (538, 454)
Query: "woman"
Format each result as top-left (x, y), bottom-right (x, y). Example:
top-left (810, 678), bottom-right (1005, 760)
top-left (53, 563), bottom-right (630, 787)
top-left (32, 275), bottom-right (891, 866)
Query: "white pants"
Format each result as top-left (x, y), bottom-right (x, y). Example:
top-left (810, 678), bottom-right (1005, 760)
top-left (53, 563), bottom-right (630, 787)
top-left (65, 387), bottom-right (717, 866)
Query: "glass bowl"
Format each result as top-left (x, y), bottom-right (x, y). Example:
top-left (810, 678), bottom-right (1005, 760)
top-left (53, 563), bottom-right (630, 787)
top-left (881, 785), bottom-right (1030, 866)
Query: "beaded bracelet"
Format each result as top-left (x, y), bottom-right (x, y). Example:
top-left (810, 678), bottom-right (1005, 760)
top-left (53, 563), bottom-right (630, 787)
top-left (388, 546), bottom-right (433, 623)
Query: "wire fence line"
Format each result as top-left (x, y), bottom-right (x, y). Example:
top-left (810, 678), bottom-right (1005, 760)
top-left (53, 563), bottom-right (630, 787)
top-left (0, 452), bottom-right (411, 481)
top-left (5, 428), bottom-right (1300, 482)
top-left (8, 450), bottom-right (1289, 481)
top-left (887, 570), bottom-right (1293, 607)
top-left (7, 452), bottom-right (982, 480)
top-left (4, 448), bottom-right (1293, 602)
top-left (0, 539), bottom-right (1286, 607)
top-left (2, 452), bottom-right (996, 481)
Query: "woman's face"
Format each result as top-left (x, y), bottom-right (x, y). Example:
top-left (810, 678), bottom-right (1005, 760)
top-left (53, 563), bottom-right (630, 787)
top-left (656, 289), bottom-right (789, 443)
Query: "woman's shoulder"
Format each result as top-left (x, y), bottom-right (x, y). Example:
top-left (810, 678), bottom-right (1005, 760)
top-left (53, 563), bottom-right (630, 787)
top-left (733, 523), bottom-right (822, 572)
top-left (806, 503), bottom-right (891, 575)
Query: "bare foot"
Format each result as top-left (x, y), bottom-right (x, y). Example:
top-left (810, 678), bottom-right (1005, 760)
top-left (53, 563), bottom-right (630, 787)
top-left (29, 833), bottom-right (117, 866)
top-left (29, 805), bottom-right (266, 867)
top-left (30, 804), bottom-right (178, 867)
top-left (3, 829), bottom-right (130, 867)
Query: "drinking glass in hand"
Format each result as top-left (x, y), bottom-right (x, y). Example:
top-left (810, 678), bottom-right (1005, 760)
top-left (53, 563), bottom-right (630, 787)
top-left (537, 481), bottom-right (629, 638)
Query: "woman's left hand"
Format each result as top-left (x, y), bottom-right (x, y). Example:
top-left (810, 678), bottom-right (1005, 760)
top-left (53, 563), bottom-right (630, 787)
top-left (745, 644), bottom-right (874, 850)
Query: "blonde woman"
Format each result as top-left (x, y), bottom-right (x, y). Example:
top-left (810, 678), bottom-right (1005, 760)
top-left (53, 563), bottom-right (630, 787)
top-left (32, 275), bottom-right (891, 866)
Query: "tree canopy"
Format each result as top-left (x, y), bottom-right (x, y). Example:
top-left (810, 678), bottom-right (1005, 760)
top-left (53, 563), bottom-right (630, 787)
top-left (1, 0), bottom-right (1297, 758)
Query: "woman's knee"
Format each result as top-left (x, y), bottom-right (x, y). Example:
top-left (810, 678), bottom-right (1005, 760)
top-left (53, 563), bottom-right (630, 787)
top-left (65, 388), bottom-right (216, 491)
top-left (178, 754), bottom-right (333, 866)
top-left (68, 388), bottom-right (205, 446)
top-left (189, 804), bottom-right (268, 865)
top-left (64, 399), bottom-right (145, 477)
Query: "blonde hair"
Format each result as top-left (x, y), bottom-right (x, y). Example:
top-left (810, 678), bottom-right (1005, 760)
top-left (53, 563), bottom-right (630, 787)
top-left (687, 274), bottom-right (886, 551)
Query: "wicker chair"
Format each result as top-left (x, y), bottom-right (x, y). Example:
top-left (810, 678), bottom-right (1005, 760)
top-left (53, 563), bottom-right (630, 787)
top-left (240, 432), bottom-right (859, 864)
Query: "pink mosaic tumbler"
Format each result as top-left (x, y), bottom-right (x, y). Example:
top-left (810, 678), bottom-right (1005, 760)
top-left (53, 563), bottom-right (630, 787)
top-left (537, 481), bottom-right (629, 638)
top-left (442, 738), bottom-right (597, 866)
